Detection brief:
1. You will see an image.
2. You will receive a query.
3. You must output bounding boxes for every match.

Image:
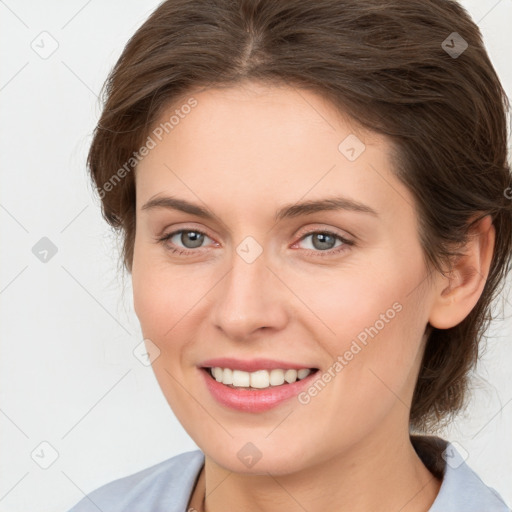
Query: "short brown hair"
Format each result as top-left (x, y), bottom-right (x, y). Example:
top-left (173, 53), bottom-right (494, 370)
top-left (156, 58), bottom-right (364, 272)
top-left (87, 0), bottom-right (512, 431)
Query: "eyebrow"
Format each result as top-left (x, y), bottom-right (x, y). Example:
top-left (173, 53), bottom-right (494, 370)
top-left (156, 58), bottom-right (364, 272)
top-left (141, 195), bottom-right (378, 221)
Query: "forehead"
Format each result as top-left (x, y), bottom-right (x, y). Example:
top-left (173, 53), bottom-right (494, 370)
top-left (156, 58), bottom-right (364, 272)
top-left (135, 82), bottom-right (414, 225)
top-left (158, 81), bottom-right (365, 151)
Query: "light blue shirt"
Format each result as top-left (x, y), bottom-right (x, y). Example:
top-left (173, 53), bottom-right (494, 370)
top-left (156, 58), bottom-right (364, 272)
top-left (67, 436), bottom-right (510, 512)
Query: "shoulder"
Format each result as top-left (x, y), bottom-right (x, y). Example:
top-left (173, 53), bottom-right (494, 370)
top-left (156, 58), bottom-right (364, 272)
top-left (412, 435), bottom-right (510, 512)
top-left (66, 449), bottom-right (204, 512)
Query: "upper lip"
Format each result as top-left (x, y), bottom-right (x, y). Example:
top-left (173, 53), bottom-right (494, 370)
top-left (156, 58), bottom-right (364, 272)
top-left (199, 357), bottom-right (318, 373)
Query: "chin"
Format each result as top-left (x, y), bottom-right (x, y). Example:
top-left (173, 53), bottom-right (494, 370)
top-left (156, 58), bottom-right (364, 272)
top-left (202, 440), bottom-right (316, 476)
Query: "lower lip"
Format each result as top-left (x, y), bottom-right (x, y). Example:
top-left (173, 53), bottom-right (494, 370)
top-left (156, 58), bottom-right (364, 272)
top-left (200, 368), bottom-right (318, 412)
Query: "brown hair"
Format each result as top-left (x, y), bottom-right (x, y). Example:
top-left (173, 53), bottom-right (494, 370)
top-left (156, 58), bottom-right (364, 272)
top-left (88, 0), bottom-right (512, 431)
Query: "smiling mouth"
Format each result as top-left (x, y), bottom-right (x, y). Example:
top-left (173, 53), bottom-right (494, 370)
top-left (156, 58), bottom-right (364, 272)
top-left (202, 366), bottom-right (319, 390)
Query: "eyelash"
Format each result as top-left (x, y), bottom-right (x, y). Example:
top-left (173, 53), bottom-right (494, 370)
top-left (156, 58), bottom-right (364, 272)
top-left (156, 228), bottom-right (354, 258)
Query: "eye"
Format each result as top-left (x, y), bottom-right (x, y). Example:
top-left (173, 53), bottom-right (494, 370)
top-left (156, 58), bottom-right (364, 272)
top-left (157, 229), bottom-right (215, 254)
top-left (156, 227), bottom-right (354, 258)
top-left (293, 230), bottom-right (353, 257)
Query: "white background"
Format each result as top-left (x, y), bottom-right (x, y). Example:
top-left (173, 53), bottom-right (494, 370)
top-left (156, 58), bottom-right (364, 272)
top-left (0, 1), bottom-right (511, 511)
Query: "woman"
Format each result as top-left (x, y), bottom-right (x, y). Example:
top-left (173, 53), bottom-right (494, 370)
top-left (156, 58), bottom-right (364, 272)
top-left (68, 0), bottom-right (511, 510)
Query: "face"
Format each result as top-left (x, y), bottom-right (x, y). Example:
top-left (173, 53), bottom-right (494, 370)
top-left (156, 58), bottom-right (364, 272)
top-left (132, 81), bottom-right (436, 475)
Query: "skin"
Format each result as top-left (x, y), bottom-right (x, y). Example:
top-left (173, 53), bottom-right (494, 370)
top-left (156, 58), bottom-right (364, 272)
top-left (131, 80), bottom-right (495, 512)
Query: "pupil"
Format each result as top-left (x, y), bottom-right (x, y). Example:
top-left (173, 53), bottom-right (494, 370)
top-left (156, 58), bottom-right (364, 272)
top-left (313, 233), bottom-right (335, 250)
top-left (182, 231), bottom-right (204, 248)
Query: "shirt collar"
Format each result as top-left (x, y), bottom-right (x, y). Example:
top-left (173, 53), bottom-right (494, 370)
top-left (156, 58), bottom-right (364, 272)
top-left (411, 435), bottom-right (509, 511)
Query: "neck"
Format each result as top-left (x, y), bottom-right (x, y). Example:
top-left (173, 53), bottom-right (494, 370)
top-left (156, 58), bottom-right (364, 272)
top-left (190, 426), bottom-right (441, 512)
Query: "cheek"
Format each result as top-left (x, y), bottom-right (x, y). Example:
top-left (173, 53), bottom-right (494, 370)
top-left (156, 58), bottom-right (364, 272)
top-left (288, 254), bottom-right (428, 399)
top-left (133, 269), bottom-right (196, 341)
top-left (132, 255), bottom-right (172, 359)
top-left (291, 278), bottom-right (426, 445)
top-left (284, 257), bottom-right (415, 346)
top-left (132, 237), bottom-right (185, 333)
top-left (132, 245), bottom-right (216, 354)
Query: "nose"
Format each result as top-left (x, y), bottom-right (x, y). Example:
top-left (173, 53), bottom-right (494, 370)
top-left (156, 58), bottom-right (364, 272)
top-left (211, 247), bottom-right (288, 341)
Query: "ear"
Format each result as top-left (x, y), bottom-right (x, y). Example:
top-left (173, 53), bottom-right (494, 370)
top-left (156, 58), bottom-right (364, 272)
top-left (428, 215), bottom-right (495, 329)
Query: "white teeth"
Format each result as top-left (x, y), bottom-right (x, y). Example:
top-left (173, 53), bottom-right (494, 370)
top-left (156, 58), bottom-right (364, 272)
top-left (209, 367), bottom-right (313, 389)
top-left (232, 369), bottom-right (250, 387)
top-left (222, 367), bottom-right (233, 385)
top-left (213, 367), bottom-right (223, 382)
top-left (297, 368), bottom-right (311, 379)
top-left (284, 369), bottom-right (297, 383)
top-left (269, 368), bottom-right (285, 386)
top-left (250, 370), bottom-right (269, 389)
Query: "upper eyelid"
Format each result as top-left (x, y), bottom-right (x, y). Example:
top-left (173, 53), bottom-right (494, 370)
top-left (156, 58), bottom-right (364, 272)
top-left (162, 227), bottom-right (352, 249)
top-left (161, 221), bottom-right (353, 239)
top-left (164, 227), bottom-right (215, 241)
top-left (295, 226), bottom-right (353, 241)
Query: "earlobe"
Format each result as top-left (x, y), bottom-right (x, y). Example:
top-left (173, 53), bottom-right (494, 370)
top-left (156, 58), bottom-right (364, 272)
top-left (428, 215), bottom-right (495, 329)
